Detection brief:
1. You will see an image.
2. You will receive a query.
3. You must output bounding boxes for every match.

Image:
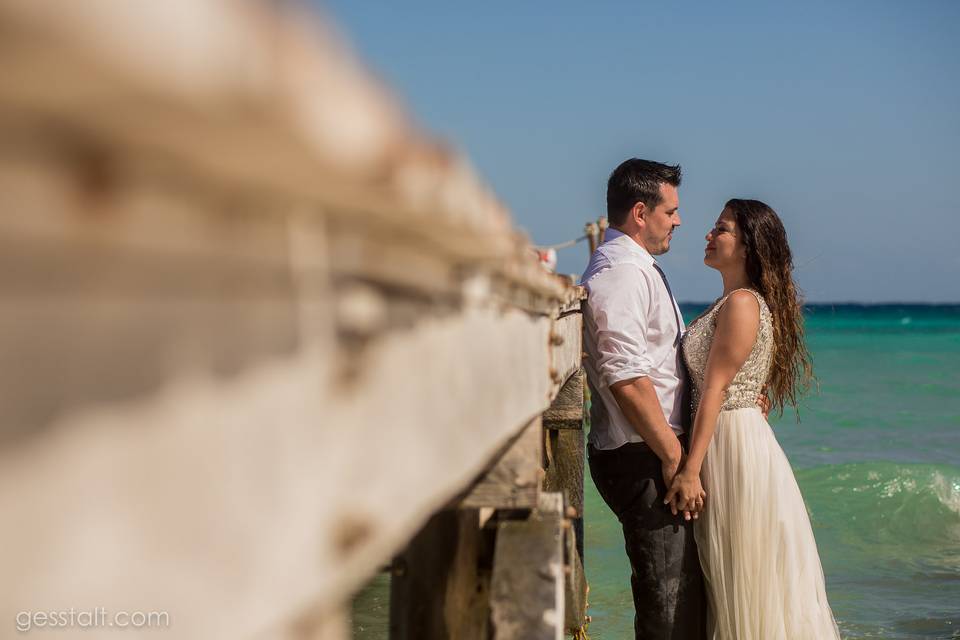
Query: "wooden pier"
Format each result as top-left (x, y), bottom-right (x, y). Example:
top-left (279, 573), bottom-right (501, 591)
top-left (0, 1), bottom-right (589, 638)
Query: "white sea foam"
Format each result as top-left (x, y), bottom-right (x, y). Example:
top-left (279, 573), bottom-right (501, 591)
top-left (931, 471), bottom-right (960, 516)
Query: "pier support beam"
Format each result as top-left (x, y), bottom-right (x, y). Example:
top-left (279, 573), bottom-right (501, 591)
top-left (543, 370), bottom-right (588, 634)
top-left (489, 494), bottom-right (566, 640)
top-left (389, 509), bottom-right (492, 640)
top-left (542, 373), bottom-right (586, 545)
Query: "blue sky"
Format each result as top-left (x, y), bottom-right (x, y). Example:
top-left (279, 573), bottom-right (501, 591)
top-left (319, 1), bottom-right (960, 302)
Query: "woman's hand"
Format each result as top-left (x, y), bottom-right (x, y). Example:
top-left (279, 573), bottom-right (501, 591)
top-left (664, 468), bottom-right (706, 520)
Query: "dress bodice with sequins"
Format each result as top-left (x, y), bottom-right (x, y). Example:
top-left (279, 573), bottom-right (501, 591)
top-left (682, 288), bottom-right (773, 412)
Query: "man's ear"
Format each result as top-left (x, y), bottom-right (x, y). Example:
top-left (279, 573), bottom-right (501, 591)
top-left (631, 201), bottom-right (646, 226)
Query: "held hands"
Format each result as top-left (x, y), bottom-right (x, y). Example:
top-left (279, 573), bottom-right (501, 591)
top-left (660, 452), bottom-right (696, 520)
top-left (664, 466), bottom-right (706, 521)
top-left (660, 456), bottom-right (696, 521)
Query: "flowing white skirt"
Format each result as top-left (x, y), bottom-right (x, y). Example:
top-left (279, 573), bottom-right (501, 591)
top-left (695, 407), bottom-right (841, 640)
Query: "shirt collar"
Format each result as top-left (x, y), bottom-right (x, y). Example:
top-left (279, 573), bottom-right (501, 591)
top-left (602, 227), bottom-right (657, 265)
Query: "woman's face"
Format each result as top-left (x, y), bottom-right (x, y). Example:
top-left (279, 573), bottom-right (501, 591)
top-left (704, 208), bottom-right (746, 270)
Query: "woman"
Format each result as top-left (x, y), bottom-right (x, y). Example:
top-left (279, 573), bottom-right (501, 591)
top-left (665, 199), bottom-right (840, 639)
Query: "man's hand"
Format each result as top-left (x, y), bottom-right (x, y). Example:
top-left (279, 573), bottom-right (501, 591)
top-left (661, 454), bottom-right (681, 489)
top-left (664, 468), bottom-right (706, 521)
top-left (661, 450), bottom-right (697, 520)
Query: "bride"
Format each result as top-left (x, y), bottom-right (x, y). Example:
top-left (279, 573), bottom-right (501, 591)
top-left (665, 199), bottom-right (841, 639)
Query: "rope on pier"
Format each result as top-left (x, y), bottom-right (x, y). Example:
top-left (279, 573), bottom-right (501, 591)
top-left (534, 216), bottom-right (609, 253)
top-left (532, 217), bottom-right (609, 272)
top-left (535, 234), bottom-right (589, 252)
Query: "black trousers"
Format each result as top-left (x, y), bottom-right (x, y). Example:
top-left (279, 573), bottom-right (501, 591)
top-left (589, 439), bottom-right (706, 640)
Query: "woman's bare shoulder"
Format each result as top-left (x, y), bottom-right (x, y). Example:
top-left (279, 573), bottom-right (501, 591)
top-left (717, 289), bottom-right (761, 332)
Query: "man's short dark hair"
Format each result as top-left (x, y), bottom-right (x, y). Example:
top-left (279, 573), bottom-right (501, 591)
top-left (606, 159), bottom-right (682, 227)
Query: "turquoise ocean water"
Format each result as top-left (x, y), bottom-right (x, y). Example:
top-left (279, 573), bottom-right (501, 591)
top-left (585, 304), bottom-right (960, 639)
top-left (354, 304), bottom-right (960, 639)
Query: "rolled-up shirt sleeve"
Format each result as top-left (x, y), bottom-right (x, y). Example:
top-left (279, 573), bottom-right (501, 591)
top-left (586, 264), bottom-right (654, 387)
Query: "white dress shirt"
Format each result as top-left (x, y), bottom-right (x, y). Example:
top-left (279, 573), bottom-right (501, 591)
top-left (581, 228), bottom-right (687, 450)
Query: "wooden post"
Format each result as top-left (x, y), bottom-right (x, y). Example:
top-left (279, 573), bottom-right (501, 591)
top-left (489, 494), bottom-right (565, 640)
top-left (543, 370), bottom-right (586, 560)
top-left (584, 222), bottom-right (599, 255)
top-left (541, 370), bottom-right (588, 635)
top-left (562, 515), bottom-right (588, 637)
top-left (389, 509), bottom-right (492, 640)
top-left (542, 369), bottom-right (586, 431)
top-left (597, 217), bottom-right (609, 245)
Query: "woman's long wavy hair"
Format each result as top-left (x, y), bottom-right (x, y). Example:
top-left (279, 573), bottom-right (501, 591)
top-left (725, 198), bottom-right (813, 417)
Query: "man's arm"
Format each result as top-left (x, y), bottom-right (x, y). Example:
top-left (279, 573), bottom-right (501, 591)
top-left (610, 376), bottom-right (683, 474)
top-left (588, 263), bottom-right (689, 514)
top-left (610, 377), bottom-right (692, 520)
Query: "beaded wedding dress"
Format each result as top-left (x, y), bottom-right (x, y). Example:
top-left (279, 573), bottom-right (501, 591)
top-left (682, 289), bottom-right (840, 639)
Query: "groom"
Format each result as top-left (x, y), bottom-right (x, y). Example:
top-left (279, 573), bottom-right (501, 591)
top-left (581, 159), bottom-right (705, 638)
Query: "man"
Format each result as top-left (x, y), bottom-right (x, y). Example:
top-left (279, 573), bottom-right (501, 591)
top-left (581, 159), bottom-right (705, 638)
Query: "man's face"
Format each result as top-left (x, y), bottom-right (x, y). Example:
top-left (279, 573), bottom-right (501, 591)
top-left (640, 183), bottom-right (680, 256)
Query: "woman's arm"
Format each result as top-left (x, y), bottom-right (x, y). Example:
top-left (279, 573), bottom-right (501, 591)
top-left (665, 290), bottom-right (761, 516)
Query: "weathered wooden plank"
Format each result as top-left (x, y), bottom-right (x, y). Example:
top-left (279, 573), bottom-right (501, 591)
top-left (0, 152), bottom-right (568, 638)
top-left (543, 369), bottom-right (586, 567)
top-left (313, 612), bottom-right (350, 640)
top-left (538, 490), bottom-right (565, 514)
top-left (389, 509), bottom-right (490, 640)
top-left (548, 311), bottom-right (584, 393)
top-left (0, 2), bottom-right (585, 640)
top-left (543, 428), bottom-right (585, 522)
top-left (0, 72), bottom-right (572, 640)
top-left (489, 493), bottom-right (565, 640)
top-left (0, 0), bottom-right (573, 308)
top-left (263, 605), bottom-right (350, 640)
top-left (461, 417), bottom-right (542, 510)
top-left (563, 517), bottom-right (588, 635)
top-left (0, 294), bottom-right (562, 640)
top-left (543, 369), bottom-right (585, 430)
